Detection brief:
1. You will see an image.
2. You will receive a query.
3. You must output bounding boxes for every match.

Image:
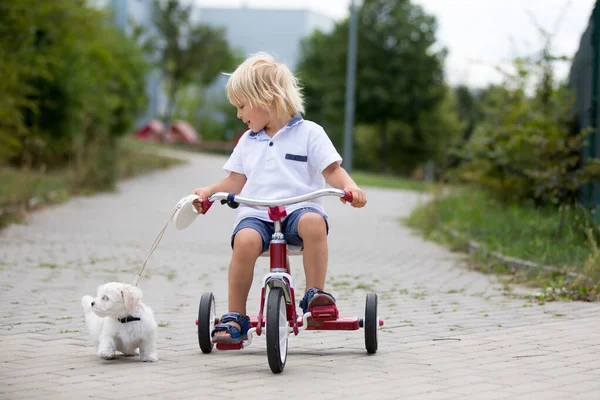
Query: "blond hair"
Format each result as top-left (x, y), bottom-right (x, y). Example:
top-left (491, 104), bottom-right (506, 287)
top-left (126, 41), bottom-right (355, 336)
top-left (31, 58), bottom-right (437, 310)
top-left (226, 52), bottom-right (305, 117)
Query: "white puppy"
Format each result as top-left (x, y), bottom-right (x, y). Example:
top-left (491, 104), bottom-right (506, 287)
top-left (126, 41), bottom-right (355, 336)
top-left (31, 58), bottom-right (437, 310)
top-left (81, 282), bottom-right (158, 362)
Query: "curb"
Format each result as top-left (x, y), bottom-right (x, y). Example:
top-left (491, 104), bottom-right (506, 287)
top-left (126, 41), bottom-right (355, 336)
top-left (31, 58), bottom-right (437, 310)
top-left (444, 228), bottom-right (592, 283)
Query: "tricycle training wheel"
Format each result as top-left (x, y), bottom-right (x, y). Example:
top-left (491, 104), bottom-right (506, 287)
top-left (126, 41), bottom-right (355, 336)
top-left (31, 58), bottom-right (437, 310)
top-left (266, 287), bottom-right (289, 373)
top-left (198, 292), bottom-right (216, 354)
top-left (364, 292), bottom-right (378, 354)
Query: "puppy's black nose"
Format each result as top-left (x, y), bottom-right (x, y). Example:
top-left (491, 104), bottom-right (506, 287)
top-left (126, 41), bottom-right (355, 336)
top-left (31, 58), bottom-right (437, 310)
top-left (91, 301), bottom-right (95, 307)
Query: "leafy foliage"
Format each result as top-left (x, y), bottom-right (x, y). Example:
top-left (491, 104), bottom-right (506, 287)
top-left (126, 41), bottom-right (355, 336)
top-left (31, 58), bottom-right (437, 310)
top-left (148, 0), bottom-right (237, 123)
top-left (297, 0), bottom-right (457, 174)
top-left (454, 57), bottom-right (600, 208)
top-left (406, 10), bottom-right (600, 297)
top-left (0, 0), bottom-right (148, 190)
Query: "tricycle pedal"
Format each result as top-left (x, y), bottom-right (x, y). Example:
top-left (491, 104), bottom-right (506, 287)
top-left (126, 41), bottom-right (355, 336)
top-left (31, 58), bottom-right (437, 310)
top-left (310, 304), bottom-right (339, 321)
top-left (216, 342), bottom-right (244, 350)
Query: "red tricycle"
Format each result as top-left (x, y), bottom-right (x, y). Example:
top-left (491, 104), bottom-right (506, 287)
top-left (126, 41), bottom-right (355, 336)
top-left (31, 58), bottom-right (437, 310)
top-left (194, 188), bottom-right (383, 373)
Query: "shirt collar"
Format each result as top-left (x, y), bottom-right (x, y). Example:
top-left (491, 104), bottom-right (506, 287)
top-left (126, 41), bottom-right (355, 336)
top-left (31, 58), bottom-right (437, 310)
top-left (247, 113), bottom-right (304, 139)
top-left (286, 113), bottom-right (304, 128)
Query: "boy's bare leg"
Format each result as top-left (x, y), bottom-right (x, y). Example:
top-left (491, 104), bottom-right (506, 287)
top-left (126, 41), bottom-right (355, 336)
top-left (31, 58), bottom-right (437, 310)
top-left (297, 213), bottom-right (328, 291)
top-left (213, 228), bottom-right (262, 339)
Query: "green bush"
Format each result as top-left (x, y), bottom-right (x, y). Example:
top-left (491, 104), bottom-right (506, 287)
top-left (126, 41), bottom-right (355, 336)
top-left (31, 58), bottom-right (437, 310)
top-left (453, 57), bottom-right (600, 208)
top-left (296, 0), bottom-right (457, 175)
top-left (0, 0), bottom-right (147, 190)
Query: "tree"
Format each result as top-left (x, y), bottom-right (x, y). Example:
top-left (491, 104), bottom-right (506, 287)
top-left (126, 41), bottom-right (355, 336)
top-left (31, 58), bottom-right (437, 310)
top-left (355, 85), bottom-right (463, 175)
top-left (0, 0), bottom-right (147, 189)
top-left (150, 0), bottom-right (236, 124)
top-left (454, 85), bottom-right (480, 142)
top-left (455, 54), bottom-right (600, 218)
top-left (297, 0), bottom-right (452, 174)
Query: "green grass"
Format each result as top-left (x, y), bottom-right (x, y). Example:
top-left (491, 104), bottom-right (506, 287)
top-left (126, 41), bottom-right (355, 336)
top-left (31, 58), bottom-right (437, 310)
top-left (406, 188), bottom-right (594, 268)
top-left (352, 171), bottom-right (434, 192)
top-left (0, 168), bottom-right (72, 209)
top-left (405, 187), bottom-right (600, 299)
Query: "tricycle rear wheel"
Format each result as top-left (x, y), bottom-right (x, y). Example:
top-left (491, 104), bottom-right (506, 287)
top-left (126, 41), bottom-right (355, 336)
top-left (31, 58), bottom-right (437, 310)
top-left (198, 292), bottom-right (216, 354)
top-left (364, 292), bottom-right (378, 354)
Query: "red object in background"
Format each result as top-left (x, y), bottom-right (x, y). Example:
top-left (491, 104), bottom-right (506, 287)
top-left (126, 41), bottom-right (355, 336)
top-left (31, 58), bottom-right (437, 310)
top-left (134, 120), bottom-right (164, 142)
top-left (169, 120), bottom-right (199, 144)
top-left (133, 120), bottom-right (199, 144)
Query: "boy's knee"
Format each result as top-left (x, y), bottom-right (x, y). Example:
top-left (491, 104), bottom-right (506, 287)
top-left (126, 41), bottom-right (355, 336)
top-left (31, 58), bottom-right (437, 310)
top-left (298, 213), bottom-right (327, 239)
top-left (233, 228), bottom-right (263, 256)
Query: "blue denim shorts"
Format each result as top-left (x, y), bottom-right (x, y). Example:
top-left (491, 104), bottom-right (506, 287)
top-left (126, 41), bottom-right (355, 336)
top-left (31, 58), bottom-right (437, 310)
top-left (231, 207), bottom-right (329, 253)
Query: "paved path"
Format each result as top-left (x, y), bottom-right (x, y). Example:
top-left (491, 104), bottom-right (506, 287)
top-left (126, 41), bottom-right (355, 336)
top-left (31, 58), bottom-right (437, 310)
top-left (1, 150), bottom-right (599, 400)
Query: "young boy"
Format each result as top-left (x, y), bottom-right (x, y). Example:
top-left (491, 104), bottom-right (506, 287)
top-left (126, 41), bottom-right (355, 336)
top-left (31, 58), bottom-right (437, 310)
top-left (192, 52), bottom-right (367, 344)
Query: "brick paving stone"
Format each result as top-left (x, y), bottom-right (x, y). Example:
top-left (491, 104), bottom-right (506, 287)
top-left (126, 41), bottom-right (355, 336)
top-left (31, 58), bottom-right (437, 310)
top-left (0, 150), bottom-right (598, 400)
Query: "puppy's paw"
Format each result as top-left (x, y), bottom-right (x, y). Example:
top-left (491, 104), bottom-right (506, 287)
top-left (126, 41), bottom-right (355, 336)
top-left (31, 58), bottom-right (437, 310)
top-left (141, 353), bottom-right (158, 362)
top-left (97, 349), bottom-right (115, 360)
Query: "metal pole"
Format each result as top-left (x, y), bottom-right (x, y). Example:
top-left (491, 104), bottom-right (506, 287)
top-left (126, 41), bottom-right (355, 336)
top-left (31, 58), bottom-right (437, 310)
top-left (111, 0), bottom-right (128, 31)
top-left (343, 0), bottom-right (359, 172)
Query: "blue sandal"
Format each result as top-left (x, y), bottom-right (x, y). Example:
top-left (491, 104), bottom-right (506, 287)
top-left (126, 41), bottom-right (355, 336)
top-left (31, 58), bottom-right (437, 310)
top-left (211, 312), bottom-right (251, 344)
top-left (299, 287), bottom-right (336, 314)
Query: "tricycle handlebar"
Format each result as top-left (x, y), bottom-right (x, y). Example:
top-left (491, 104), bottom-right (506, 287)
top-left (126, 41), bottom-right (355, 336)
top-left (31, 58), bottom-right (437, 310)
top-left (199, 188), bottom-right (353, 214)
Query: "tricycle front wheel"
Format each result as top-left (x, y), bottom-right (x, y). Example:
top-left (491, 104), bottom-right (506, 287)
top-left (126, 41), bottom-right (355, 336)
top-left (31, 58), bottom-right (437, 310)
top-left (266, 287), bottom-right (289, 373)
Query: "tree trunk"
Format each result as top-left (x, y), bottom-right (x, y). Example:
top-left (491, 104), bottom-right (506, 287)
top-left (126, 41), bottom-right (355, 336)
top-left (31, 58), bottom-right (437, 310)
top-left (163, 81), bottom-right (179, 142)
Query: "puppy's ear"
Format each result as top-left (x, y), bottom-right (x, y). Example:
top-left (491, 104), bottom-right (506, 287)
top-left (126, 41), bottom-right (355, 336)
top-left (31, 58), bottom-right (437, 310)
top-left (121, 285), bottom-right (142, 313)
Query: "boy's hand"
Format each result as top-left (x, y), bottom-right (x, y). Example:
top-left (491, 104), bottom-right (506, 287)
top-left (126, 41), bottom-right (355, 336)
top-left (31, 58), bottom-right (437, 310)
top-left (192, 187), bottom-right (212, 213)
top-left (341, 185), bottom-right (367, 208)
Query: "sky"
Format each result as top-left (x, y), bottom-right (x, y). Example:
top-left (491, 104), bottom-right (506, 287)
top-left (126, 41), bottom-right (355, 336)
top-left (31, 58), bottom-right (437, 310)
top-left (193, 0), bottom-right (596, 89)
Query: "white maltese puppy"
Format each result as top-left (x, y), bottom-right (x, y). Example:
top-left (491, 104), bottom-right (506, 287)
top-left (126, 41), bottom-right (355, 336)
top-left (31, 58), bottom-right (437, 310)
top-left (82, 282), bottom-right (158, 362)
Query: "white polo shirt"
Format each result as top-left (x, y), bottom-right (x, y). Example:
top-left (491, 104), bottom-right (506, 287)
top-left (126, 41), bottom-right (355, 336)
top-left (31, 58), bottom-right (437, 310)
top-left (223, 114), bottom-right (342, 228)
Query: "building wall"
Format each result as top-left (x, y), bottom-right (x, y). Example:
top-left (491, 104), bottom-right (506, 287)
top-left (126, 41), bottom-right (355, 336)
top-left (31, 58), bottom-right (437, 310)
top-left (196, 7), bottom-right (334, 69)
top-left (196, 6), bottom-right (335, 124)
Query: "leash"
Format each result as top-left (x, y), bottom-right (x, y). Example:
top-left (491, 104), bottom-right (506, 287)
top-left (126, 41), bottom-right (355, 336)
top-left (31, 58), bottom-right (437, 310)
top-left (131, 205), bottom-right (180, 287)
